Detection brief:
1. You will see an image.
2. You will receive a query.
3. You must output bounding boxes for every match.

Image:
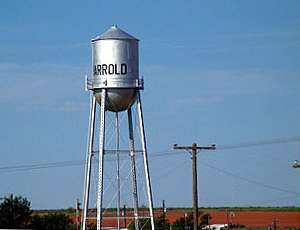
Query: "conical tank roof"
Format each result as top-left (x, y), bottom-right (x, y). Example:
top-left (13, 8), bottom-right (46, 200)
top-left (92, 25), bottom-right (139, 41)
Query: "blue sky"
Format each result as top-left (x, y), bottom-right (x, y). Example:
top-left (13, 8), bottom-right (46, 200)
top-left (0, 0), bottom-right (299, 209)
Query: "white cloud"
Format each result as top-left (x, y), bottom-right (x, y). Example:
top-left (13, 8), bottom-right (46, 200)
top-left (143, 64), bottom-right (300, 110)
top-left (0, 63), bottom-right (89, 112)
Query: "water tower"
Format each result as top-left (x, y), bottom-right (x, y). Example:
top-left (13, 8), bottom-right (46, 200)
top-left (81, 25), bottom-right (155, 230)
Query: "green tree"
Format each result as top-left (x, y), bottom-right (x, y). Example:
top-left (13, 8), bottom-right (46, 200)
top-left (172, 213), bottom-right (193, 230)
top-left (29, 215), bottom-right (44, 229)
top-left (29, 213), bottom-right (75, 230)
top-left (172, 212), bottom-right (211, 230)
top-left (154, 214), bottom-right (170, 230)
top-left (0, 194), bottom-right (32, 229)
top-left (199, 213), bottom-right (212, 228)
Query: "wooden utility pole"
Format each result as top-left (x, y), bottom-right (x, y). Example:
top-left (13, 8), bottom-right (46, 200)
top-left (162, 200), bottom-right (166, 230)
top-left (123, 205), bottom-right (127, 228)
top-left (174, 143), bottom-right (216, 230)
top-left (76, 199), bottom-right (81, 230)
top-left (272, 219), bottom-right (277, 230)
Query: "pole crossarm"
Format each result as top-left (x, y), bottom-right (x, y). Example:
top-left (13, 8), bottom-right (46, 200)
top-left (173, 143), bottom-right (216, 151)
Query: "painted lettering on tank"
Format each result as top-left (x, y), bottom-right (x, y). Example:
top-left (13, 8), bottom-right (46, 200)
top-left (94, 63), bottom-right (128, 75)
top-left (102, 64), bottom-right (107, 75)
top-left (108, 64), bottom-right (114, 74)
top-left (114, 64), bottom-right (119, 75)
top-left (121, 63), bottom-right (127, 75)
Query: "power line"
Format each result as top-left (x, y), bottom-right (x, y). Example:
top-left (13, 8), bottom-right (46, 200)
top-left (0, 160), bottom-right (84, 173)
top-left (0, 151), bottom-right (298, 200)
top-left (0, 136), bottom-right (299, 198)
top-left (0, 141), bottom-right (297, 173)
top-left (217, 136), bottom-right (300, 150)
top-left (1, 135), bottom-right (299, 173)
top-left (200, 160), bottom-right (298, 195)
top-left (0, 150), bottom-right (175, 174)
top-left (0, 160), bottom-right (83, 170)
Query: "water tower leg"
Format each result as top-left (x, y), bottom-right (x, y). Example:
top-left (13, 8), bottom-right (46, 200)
top-left (82, 94), bottom-right (97, 230)
top-left (136, 91), bottom-right (155, 230)
top-left (127, 108), bottom-right (140, 230)
top-left (115, 112), bottom-right (121, 230)
top-left (97, 89), bottom-right (107, 230)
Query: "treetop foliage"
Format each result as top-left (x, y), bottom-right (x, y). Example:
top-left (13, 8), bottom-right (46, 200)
top-left (0, 194), bottom-right (32, 229)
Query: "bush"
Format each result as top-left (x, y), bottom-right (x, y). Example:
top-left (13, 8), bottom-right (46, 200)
top-left (29, 213), bottom-right (75, 230)
top-left (171, 212), bottom-right (212, 230)
top-left (0, 194), bottom-right (32, 229)
top-left (172, 213), bottom-right (194, 230)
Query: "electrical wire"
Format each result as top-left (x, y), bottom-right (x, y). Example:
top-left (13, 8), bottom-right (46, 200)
top-left (0, 136), bottom-right (299, 198)
top-left (216, 136), bottom-right (300, 150)
top-left (200, 160), bottom-right (298, 195)
top-left (2, 135), bottom-right (299, 174)
top-left (0, 138), bottom-right (297, 173)
top-left (0, 150), bottom-right (176, 174)
top-left (0, 160), bottom-right (84, 173)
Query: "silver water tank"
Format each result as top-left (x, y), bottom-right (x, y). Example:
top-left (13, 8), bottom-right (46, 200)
top-left (91, 25), bottom-right (143, 112)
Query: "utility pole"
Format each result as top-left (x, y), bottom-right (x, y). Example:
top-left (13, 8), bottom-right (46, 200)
top-left (174, 143), bottom-right (216, 230)
top-left (162, 200), bottom-right (166, 230)
top-left (272, 219), bottom-right (277, 230)
top-left (76, 199), bottom-right (81, 230)
top-left (184, 213), bottom-right (188, 230)
top-left (123, 205), bottom-right (127, 228)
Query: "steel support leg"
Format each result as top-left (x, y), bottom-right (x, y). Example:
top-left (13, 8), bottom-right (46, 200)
top-left (82, 94), bottom-right (97, 230)
top-left (115, 112), bottom-right (121, 230)
top-left (127, 108), bottom-right (140, 230)
top-left (136, 91), bottom-right (155, 230)
top-left (97, 89), bottom-right (106, 230)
